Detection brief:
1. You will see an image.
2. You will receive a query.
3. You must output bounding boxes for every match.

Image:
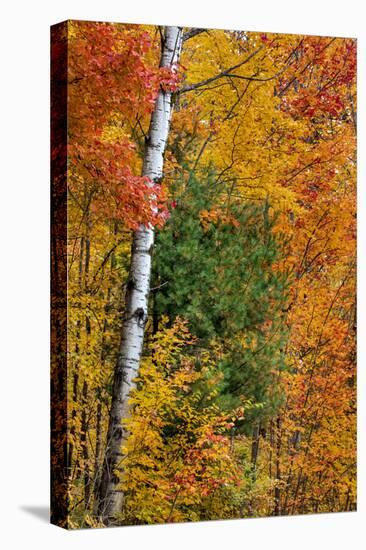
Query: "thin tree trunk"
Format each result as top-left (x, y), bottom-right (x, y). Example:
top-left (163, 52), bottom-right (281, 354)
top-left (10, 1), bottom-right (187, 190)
top-left (68, 371), bottom-right (79, 478)
top-left (251, 423), bottom-right (261, 472)
top-left (269, 419), bottom-right (274, 480)
top-left (81, 224), bottom-right (92, 509)
top-left (68, 236), bottom-right (84, 478)
top-left (274, 416), bottom-right (282, 516)
top-left (98, 26), bottom-right (183, 522)
top-left (81, 379), bottom-right (91, 508)
top-left (93, 225), bottom-right (118, 514)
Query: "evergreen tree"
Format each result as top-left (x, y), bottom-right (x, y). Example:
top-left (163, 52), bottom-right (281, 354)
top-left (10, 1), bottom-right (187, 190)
top-left (152, 171), bottom-right (291, 428)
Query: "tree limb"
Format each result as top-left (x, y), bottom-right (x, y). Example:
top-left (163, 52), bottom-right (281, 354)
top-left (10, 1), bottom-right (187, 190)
top-left (182, 28), bottom-right (206, 42)
top-left (179, 46), bottom-right (264, 93)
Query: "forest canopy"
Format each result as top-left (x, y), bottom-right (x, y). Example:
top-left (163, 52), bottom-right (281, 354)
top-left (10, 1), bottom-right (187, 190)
top-left (51, 21), bottom-right (356, 528)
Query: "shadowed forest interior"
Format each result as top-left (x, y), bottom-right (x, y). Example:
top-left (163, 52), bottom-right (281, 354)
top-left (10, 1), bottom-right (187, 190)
top-left (51, 21), bottom-right (356, 529)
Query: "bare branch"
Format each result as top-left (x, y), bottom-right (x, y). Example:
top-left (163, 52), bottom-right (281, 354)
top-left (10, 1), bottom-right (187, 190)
top-left (179, 46), bottom-right (264, 94)
top-left (182, 28), bottom-right (206, 42)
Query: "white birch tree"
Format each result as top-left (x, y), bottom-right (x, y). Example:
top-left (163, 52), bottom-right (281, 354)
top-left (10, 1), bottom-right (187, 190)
top-left (98, 25), bottom-right (184, 521)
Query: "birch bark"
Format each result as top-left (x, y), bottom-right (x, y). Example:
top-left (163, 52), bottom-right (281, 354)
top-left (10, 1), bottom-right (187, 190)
top-left (98, 26), bottom-right (183, 521)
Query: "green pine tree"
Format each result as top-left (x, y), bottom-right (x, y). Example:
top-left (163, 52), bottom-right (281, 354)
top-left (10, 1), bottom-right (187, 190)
top-left (152, 170), bottom-right (291, 430)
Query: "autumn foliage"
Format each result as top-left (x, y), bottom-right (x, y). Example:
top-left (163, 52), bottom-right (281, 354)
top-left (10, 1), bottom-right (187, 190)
top-left (51, 20), bottom-right (356, 528)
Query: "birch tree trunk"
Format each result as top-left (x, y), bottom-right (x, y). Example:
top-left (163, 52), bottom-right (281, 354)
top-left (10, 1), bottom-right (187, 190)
top-left (98, 25), bottom-right (183, 522)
